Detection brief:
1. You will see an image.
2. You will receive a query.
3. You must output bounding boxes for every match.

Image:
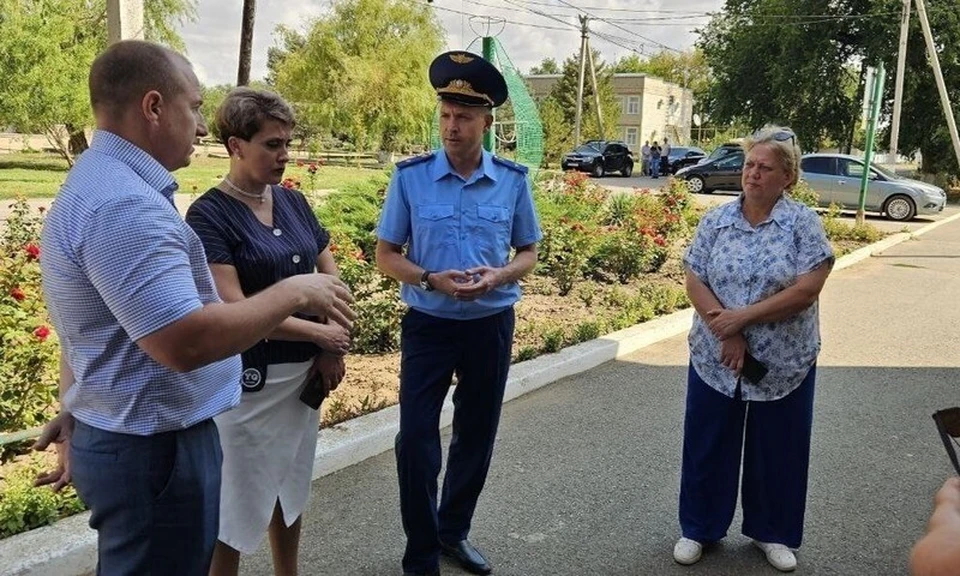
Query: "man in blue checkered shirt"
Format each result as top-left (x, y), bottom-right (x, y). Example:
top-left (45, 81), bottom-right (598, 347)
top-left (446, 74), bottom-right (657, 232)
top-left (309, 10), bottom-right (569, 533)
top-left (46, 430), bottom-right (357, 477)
top-left (33, 41), bottom-right (355, 576)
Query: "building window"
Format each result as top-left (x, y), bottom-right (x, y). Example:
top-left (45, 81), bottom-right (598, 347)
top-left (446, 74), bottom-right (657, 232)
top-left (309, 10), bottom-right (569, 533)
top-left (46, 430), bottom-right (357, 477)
top-left (625, 127), bottom-right (638, 148)
top-left (627, 96), bottom-right (640, 115)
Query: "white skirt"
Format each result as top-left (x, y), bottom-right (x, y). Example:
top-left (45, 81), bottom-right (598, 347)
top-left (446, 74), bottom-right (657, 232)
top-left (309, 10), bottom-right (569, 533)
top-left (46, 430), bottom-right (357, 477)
top-left (214, 360), bottom-right (319, 554)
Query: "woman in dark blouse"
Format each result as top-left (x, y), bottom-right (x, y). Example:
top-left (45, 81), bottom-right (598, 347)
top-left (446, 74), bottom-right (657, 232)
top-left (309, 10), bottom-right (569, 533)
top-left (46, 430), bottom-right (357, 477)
top-left (186, 87), bottom-right (349, 576)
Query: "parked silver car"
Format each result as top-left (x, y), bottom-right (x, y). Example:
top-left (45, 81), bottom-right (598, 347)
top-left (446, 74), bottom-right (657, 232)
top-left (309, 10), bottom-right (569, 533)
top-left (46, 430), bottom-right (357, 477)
top-left (800, 153), bottom-right (946, 221)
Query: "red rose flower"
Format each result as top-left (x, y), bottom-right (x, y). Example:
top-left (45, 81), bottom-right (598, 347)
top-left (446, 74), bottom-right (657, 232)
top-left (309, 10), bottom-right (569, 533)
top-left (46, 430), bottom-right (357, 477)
top-left (296, 160), bottom-right (305, 167)
top-left (33, 326), bottom-right (50, 341)
top-left (654, 235), bottom-right (667, 247)
top-left (10, 287), bottom-right (25, 301)
top-left (307, 163), bottom-right (318, 174)
top-left (24, 243), bottom-right (40, 260)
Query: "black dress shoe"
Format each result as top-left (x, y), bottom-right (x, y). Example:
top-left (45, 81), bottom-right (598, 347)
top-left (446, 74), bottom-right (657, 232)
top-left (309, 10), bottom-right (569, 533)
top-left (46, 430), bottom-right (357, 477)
top-left (440, 539), bottom-right (492, 575)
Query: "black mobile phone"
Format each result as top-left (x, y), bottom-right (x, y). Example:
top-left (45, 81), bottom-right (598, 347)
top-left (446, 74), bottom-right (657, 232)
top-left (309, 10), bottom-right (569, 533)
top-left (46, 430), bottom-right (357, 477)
top-left (741, 351), bottom-right (769, 384)
top-left (299, 372), bottom-right (327, 410)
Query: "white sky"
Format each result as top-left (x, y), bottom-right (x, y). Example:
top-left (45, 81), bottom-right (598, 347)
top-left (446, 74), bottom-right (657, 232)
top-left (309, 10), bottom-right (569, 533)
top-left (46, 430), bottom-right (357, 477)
top-left (178, 0), bottom-right (725, 86)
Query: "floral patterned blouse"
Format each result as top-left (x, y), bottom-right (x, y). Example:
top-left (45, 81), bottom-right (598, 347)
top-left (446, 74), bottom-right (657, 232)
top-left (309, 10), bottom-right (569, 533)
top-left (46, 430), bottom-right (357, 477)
top-left (683, 194), bottom-right (834, 401)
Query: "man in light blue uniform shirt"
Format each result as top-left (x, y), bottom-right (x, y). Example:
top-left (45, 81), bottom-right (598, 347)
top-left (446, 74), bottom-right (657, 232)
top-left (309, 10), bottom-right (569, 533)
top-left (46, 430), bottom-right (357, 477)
top-left (34, 41), bottom-right (354, 576)
top-left (376, 51), bottom-right (542, 576)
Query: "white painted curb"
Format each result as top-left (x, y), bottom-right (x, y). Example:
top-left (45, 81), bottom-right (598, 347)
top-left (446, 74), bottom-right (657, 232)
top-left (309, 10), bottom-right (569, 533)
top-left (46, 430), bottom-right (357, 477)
top-left (833, 210), bottom-right (960, 271)
top-left (3, 209), bottom-right (958, 576)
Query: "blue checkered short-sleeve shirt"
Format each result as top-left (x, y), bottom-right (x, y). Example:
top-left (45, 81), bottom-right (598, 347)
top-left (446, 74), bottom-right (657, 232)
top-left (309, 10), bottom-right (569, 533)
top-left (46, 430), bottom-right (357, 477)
top-left (40, 131), bottom-right (241, 435)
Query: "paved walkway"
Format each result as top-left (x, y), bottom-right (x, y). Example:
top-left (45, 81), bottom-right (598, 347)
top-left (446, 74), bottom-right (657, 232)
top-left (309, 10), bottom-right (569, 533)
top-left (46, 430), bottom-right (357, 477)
top-left (238, 213), bottom-right (960, 575)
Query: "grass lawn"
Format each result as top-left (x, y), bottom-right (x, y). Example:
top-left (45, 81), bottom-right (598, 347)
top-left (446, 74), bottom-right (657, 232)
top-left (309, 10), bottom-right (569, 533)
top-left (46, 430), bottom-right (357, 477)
top-left (0, 152), bottom-right (387, 199)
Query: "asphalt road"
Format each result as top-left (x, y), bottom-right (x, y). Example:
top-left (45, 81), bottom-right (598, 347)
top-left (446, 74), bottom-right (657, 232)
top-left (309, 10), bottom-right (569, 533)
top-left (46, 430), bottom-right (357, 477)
top-left (239, 196), bottom-right (960, 574)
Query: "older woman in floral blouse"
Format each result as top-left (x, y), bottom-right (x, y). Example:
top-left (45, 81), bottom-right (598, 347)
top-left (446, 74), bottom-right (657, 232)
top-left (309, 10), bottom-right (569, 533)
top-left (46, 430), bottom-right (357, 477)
top-left (672, 126), bottom-right (834, 572)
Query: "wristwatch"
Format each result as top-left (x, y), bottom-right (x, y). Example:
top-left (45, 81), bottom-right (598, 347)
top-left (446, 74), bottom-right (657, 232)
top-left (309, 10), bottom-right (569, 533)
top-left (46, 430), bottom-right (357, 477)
top-left (419, 270), bottom-right (435, 292)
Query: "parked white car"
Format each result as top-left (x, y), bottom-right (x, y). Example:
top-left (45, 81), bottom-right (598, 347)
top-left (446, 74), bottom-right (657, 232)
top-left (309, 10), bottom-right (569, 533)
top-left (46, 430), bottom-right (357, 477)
top-left (800, 153), bottom-right (946, 221)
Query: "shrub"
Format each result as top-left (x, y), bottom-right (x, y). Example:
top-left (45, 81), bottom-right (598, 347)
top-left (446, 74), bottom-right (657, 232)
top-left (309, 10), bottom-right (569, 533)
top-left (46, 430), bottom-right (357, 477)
top-left (349, 294), bottom-right (405, 355)
top-left (602, 192), bottom-right (638, 226)
top-left (0, 199), bottom-right (58, 437)
top-left (534, 172), bottom-right (607, 226)
top-left (603, 286), bottom-right (631, 309)
top-left (315, 173), bottom-right (390, 258)
top-left (325, 229), bottom-right (404, 355)
top-left (323, 392), bottom-right (391, 428)
top-left (821, 204), bottom-right (884, 243)
top-left (575, 283), bottom-right (597, 307)
top-left (541, 326), bottom-right (566, 353)
top-left (636, 283), bottom-right (688, 315)
top-left (0, 455), bottom-right (86, 538)
top-left (513, 346), bottom-right (538, 362)
top-left (789, 179), bottom-right (820, 209)
top-left (573, 321), bottom-right (601, 343)
top-left (537, 219), bottom-right (593, 296)
top-left (591, 226), bottom-right (657, 284)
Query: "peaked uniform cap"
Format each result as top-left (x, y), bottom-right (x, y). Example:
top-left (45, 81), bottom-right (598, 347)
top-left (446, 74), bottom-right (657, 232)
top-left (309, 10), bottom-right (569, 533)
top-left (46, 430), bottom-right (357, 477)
top-left (429, 50), bottom-right (508, 108)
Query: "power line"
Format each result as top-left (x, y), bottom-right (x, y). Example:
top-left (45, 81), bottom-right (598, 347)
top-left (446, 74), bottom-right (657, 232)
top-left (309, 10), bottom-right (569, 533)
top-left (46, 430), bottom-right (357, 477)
top-left (422, 1), bottom-right (572, 31)
top-left (497, 0), bottom-right (580, 31)
top-left (494, 0), bottom-right (654, 57)
top-left (508, 0), bottom-right (927, 20)
top-left (550, 0), bottom-right (683, 53)
top-left (462, 0), bottom-right (569, 19)
top-left (421, 0), bottom-right (655, 57)
top-left (505, 0), bottom-right (710, 14)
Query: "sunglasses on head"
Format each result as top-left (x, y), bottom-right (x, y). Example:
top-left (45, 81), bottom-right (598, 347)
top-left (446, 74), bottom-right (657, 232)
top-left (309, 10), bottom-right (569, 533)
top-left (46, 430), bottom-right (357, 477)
top-left (754, 129), bottom-right (797, 147)
top-left (933, 407), bottom-right (960, 475)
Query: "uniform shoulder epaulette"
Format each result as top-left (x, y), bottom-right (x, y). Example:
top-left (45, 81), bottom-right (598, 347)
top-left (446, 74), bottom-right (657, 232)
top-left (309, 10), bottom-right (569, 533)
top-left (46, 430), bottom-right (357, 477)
top-left (395, 151), bottom-right (435, 170)
top-left (492, 155), bottom-right (528, 174)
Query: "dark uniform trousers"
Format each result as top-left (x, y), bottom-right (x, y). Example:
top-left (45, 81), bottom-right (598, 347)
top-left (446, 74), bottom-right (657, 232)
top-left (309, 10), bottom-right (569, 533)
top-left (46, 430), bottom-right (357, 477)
top-left (396, 306), bottom-right (515, 573)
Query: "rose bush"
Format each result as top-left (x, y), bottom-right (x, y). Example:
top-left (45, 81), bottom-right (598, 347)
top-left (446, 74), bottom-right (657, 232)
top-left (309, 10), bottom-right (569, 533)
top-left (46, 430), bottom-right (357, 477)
top-left (0, 199), bottom-right (58, 439)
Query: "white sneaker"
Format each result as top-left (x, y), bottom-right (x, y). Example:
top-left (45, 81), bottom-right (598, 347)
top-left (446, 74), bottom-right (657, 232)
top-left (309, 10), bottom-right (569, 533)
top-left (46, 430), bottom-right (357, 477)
top-left (753, 540), bottom-right (797, 572)
top-left (673, 537), bottom-right (703, 565)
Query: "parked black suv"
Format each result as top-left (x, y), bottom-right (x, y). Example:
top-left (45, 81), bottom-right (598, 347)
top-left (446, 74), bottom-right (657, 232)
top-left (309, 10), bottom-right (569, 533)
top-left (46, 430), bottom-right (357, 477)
top-left (561, 140), bottom-right (634, 177)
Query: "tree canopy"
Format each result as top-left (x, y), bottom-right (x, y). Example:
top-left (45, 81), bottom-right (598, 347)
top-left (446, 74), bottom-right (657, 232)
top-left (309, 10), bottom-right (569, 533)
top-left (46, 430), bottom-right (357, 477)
top-left (270, 0), bottom-right (444, 152)
top-left (0, 0), bottom-right (196, 164)
top-left (529, 57), bottom-right (561, 75)
top-left (698, 0), bottom-right (960, 173)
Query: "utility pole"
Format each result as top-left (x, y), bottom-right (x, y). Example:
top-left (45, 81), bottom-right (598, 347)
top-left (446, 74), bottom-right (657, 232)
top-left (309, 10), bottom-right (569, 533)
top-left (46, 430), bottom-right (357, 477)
top-left (573, 15), bottom-right (589, 147)
top-left (586, 42), bottom-right (604, 139)
top-left (106, 0), bottom-right (144, 43)
top-left (888, 0), bottom-right (911, 164)
top-left (915, 0), bottom-right (960, 170)
top-left (237, 0), bottom-right (257, 86)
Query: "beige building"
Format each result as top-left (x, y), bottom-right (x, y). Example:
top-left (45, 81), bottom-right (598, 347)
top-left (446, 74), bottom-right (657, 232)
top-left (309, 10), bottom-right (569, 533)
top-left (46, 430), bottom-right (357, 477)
top-left (524, 73), bottom-right (694, 151)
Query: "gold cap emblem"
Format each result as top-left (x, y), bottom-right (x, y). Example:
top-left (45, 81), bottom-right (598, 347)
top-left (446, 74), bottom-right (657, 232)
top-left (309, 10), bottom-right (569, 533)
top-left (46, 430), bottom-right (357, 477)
top-left (450, 53), bottom-right (474, 64)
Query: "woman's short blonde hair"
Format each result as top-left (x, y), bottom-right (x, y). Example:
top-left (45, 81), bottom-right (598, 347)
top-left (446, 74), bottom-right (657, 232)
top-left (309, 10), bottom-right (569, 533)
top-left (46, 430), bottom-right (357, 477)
top-left (743, 125), bottom-right (801, 190)
top-left (216, 87), bottom-right (296, 155)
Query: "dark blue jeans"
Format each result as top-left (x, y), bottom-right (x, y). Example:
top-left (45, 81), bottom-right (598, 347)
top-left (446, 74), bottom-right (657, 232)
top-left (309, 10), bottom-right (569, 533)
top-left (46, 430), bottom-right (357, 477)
top-left (71, 419), bottom-right (222, 576)
top-left (396, 307), bottom-right (515, 574)
top-left (679, 364), bottom-right (816, 549)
